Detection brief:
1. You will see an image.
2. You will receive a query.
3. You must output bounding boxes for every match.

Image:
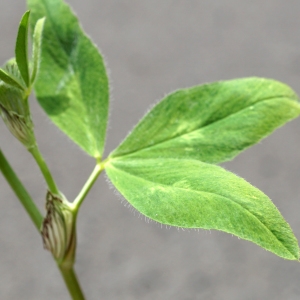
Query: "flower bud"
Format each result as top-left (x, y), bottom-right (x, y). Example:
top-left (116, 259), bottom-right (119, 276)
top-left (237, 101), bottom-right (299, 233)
top-left (0, 60), bottom-right (35, 148)
top-left (41, 191), bottom-right (76, 268)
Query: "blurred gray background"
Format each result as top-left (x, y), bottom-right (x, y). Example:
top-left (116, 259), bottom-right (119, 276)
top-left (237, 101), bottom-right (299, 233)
top-left (1, 0), bottom-right (300, 299)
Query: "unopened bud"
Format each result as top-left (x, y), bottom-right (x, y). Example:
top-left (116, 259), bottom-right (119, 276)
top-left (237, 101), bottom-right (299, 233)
top-left (0, 60), bottom-right (35, 148)
top-left (41, 191), bottom-right (76, 268)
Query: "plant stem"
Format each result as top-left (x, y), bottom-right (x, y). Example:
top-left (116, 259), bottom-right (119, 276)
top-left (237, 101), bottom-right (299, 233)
top-left (72, 162), bottom-right (104, 212)
top-left (0, 148), bottom-right (43, 230)
top-left (58, 266), bottom-right (85, 300)
top-left (0, 149), bottom-right (85, 299)
top-left (29, 144), bottom-right (59, 195)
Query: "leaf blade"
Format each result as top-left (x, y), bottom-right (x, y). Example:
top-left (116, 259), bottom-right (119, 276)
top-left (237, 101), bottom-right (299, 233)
top-left (28, 0), bottom-right (109, 157)
top-left (110, 78), bottom-right (300, 163)
top-left (0, 68), bottom-right (25, 90)
top-left (15, 10), bottom-right (30, 87)
top-left (31, 17), bottom-right (45, 84)
top-left (106, 157), bottom-right (299, 260)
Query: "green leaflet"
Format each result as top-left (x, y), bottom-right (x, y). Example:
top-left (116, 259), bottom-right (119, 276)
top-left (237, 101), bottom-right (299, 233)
top-left (3, 58), bottom-right (26, 88)
top-left (27, 0), bottom-right (109, 158)
top-left (0, 68), bottom-right (24, 90)
top-left (106, 157), bottom-right (299, 260)
top-left (15, 11), bottom-right (30, 87)
top-left (31, 17), bottom-right (45, 84)
top-left (110, 78), bottom-right (300, 163)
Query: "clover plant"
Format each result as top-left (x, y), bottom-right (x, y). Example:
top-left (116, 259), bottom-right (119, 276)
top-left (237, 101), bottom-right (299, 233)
top-left (1, 0), bottom-right (300, 299)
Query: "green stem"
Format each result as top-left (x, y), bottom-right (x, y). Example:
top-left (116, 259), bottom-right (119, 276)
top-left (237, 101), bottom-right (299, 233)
top-left (58, 266), bottom-right (85, 300)
top-left (72, 162), bottom-right (104, 212)
top-left (29, 145), bottom-right (59, 195)
top-left (0, 149), bottom-right (43, 230)
top-left (0, 149), bottom-right (85, 299)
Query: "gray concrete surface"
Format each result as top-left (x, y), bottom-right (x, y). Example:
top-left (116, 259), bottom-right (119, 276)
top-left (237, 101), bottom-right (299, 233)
top-left (1, 0), bottom-right (300, 299)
